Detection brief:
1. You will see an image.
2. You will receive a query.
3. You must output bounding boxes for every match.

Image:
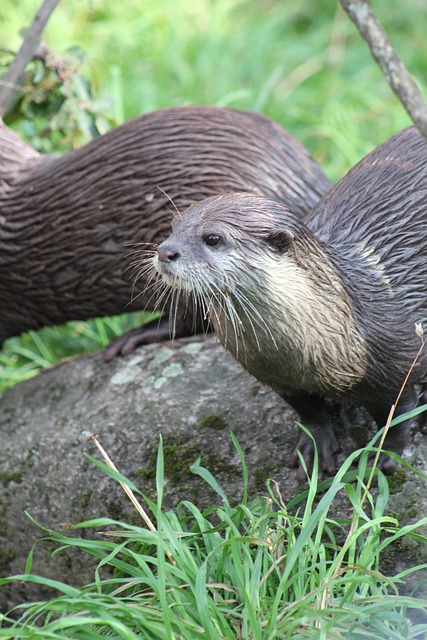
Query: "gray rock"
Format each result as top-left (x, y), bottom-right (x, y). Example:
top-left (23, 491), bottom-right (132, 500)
top-left (0, 336), bottom-right (426, 611)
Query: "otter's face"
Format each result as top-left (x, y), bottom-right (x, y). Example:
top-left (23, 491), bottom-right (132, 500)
top-left (150, 193), bottom-right (303, 351)
top-left (153, 193), bottom-right (296, 298)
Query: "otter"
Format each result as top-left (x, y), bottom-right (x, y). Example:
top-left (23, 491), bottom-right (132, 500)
top-left (153, 126), bottom-right (427, 479)
top-left (0, 106), bottom-right (331, 359)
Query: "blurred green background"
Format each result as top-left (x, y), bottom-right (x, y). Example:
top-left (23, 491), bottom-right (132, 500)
top-left (0, 0), bottom-right (426, 389)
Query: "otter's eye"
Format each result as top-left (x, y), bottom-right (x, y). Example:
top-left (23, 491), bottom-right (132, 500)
top-left (203, 234), bottom-right (222, 247)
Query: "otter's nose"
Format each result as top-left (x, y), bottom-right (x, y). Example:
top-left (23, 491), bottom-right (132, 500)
top-left (157, 244), bottom-right (181, 263)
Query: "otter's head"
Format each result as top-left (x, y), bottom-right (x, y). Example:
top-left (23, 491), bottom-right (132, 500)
top-left (153, 192), bottom-right (300, 299)
top-left (152, 192), bottom-right (317, 350)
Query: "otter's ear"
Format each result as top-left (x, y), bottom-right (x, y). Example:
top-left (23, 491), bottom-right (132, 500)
top-left (267, 230), bottom-right (294, 254)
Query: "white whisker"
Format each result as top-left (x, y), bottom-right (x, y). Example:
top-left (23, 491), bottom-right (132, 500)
top-left (156, 186), bottom-right (180, 216)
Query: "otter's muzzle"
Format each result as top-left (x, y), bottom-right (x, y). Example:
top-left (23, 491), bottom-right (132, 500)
top-left (157, 243), bottom-right (181, 263)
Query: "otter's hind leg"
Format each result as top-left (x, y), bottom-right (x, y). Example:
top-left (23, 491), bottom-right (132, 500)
top-left (287, 393), bottom-right (339, 482)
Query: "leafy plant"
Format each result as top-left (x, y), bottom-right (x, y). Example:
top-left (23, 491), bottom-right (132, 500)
top-left (3, 45), bottom-right (115, 153)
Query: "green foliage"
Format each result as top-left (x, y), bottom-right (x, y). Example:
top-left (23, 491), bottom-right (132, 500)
top-left (4, 46), bottom-right (115, 153)
top-left (0, 436), bottom-right (426, 638)
top-left (2, 0), bottom-right (426, 170)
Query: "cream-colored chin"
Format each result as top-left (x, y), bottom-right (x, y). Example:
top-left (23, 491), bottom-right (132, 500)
top-left (152, 258), bottom-right (176, 286)
top-left (153, 258), bottom-right (195, 293)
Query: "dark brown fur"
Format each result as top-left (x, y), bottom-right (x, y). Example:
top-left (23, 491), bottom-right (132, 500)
top-left (154, 126), bottom-right (427, 478)
top-left (0, 106), bottom-right (331, 357)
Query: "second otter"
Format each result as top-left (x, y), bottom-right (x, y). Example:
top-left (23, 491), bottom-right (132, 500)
top-left (0, 106), bottom-right (331, 359)
top-left (153, 126), bottom-right (427, 478)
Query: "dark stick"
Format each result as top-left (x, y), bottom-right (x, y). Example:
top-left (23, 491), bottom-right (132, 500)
top-left (339, 0), bottom-right (427, 142)
top-left (0, 0), bottom-right (61, 117)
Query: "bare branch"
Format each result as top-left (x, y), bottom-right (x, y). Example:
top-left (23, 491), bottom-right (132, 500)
top-left (339, 0), bottom-right (427, 142)
top-left (0, 0), bottom-right (61, 117)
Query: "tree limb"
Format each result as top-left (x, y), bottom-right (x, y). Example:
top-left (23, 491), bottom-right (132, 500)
top-left (339, 0), bottom-right (427, 142)
top-left (0, 0), bottom-right (61, 117)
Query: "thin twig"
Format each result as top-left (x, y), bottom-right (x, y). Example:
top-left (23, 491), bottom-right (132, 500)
top-left (82, 431), bottom-right (156, 532)
top-left (83, 431), bottom-right (176, 564)
top-left (363, 326), bottom-right (425, 499)
top-left (339, 0), bottom-right (427, 142)
top-left (0, 0), bottom-right (60, 117)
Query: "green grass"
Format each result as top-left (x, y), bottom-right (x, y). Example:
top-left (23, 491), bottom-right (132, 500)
top-left (0, 312), bottom-right (155, 392)
top-left (0, 0), bottom-right (426, 387)
top-left (0, 433), bottom-right (426, 639)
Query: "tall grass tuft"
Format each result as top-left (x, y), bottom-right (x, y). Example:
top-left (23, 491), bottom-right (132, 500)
top-left (1, 433), bottom-right (426, 639)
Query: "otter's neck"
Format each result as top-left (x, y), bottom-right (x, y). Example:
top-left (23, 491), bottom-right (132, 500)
top-left (214, 236), bottom-right (368, 398)
top-left (0, 120), bottom-right (40, 190)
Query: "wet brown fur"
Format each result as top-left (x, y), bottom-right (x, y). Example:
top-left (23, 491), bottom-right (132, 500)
top-left (154, 126), bottom-right (427, 478)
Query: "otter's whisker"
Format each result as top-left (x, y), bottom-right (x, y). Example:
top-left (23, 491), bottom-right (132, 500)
top-left (127, 251), bottom-right (157, 272)
top-left (155, 280), bottom-right (176, 316)
top-left (129, 266), bottom-right (154, 299)
top-left (232, 294), bottom-right (261, 351)
top-left (186, 274), bottom-right (205, 334)
top-left (139, 279), bottom-right (165, 308)
top-left (169, 287), bottom-right (182, 338)
top-left (233, 287), bottom-right (278, 350)
top-left (126, 252), bottom-right (160, 302)
top-left (125, 241), bottom-right (159, 250)
top-left (129, 262), bottom-right (161, 304)
top-left (156, 186), bottom-right (180, 217)
top-left (204, 279), bottom-right (245, 359)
